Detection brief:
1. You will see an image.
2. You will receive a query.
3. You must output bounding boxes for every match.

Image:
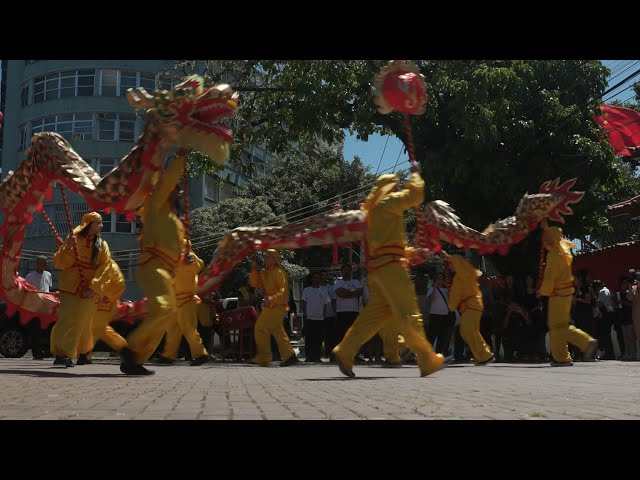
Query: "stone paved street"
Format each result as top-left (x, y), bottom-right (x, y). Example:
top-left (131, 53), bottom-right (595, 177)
top-left (1, 358), bottom-right (639, 420)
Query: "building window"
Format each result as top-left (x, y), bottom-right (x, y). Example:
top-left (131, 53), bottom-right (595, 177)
top-left (204, 175), bottom-right (220, 202)
top-left (31, 113), bottom-right (93, 142)
top-left (18, 126), bottom-right (27, 151)
top-left (94, 158), bottom-right (118, 176)
top-left (98, 210), bottom-right (135, 234)
top-left (97, 113), bottom-right (136, 142)
top-left (139, 72), bottom-right (156, 91)
top-left (21, 84), bottom-right (30, 107)
top-left (114, 253), bottom-right (137, 282)
top-left (33, 69), bottom-right (96, 104)
top-left (100, 69), bottom-right (118, 97)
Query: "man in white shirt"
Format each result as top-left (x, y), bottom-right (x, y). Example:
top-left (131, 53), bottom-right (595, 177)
top-left (25, 256), bottom-right (53, 292)
top-left (302, 272), bottom-right (330, 362)
top-left (320, 271), bottom-right (337, 359)
top-left (426, 273), bottom-right (453, 356)
top-left (333, 264), bottom-right (363, 350)
top-left (24, 256), bottom-right (53, 360)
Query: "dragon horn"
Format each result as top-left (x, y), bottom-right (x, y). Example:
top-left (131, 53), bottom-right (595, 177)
top-left (126, 88), bottom-right (155, 108)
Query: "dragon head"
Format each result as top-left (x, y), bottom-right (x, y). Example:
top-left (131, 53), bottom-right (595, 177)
top-left (127, 75), bottom-right (238, 165)
top-left (516, 178), bottom-right (585, 226)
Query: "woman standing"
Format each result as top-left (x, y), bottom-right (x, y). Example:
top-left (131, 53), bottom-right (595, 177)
top-left (50, 212), bottom-right (111, 367)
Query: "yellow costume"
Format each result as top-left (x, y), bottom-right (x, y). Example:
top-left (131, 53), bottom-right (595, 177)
top-left (76, 258), bottom-right (128, 360)
top-left (332, 172), bottom-right (444, 377)
top-left (249, 250), bottom-right (296, 366)
top-left (448, 255), bottom-right (494, 365)
top-left (160, 242), bottom-right (209, 363)
top-left (50, 211), bottom-right (111, 362)
top-left (539, 227), bottom-right (596, 364)
top-left (125, 153), bottom-right (185, 368)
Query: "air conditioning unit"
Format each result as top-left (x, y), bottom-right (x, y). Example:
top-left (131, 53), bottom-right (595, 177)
top-left (97, 113), bottom-right (107, 120)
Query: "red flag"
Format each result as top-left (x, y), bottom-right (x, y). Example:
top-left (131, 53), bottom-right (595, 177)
top-left (593, 105), bottom-right (640, 156)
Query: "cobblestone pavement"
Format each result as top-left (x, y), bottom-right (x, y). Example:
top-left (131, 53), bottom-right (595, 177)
top-left (1, 357), bottom-right (639, 420)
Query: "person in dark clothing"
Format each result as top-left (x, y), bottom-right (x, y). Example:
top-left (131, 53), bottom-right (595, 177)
top-left (572, 269), bottom-right (596, 361)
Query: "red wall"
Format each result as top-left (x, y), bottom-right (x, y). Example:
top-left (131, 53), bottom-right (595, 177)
top-left (573, 241), bottom-right (640, 290)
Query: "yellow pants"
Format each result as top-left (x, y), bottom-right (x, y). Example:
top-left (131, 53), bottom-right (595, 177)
top-left (379, 324), bottom-right (406, 364)
top-left (50, 293), bottom-right (97, 359)
top-left (548, 296), bottom-right (593, 363)
top-left (253, 306), bottom-right (294, 365)
top-left (333, 262), bottom-right (442, 376)
top-left (460, 309), bottom-right (494, 364)
top-left (127, 260), bottom-right (176, 364)
top-left (161, 300), bottom-right (208, 360)
top-left (77, 302), bottom-right (127, 357)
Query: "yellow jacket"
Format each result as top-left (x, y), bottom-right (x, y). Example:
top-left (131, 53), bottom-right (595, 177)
top-left (138, 154), bottom-right (186, 272)
top-left (448, 255), bottom-right (483, 313)
top-left (53, 234), bottom-right (111, 296)
top-left (175, 249), bottom-right (204, 307)
top-left (539, 248), bottom-right (575, 297)
top-left (95, 259), bottom-right (126, 312)
top-left (365, 173), bottom-right (424, 270)
top-left (249, 261), bottom-right (289, 309)
top-left (197, 302), bottom-right (214, 327)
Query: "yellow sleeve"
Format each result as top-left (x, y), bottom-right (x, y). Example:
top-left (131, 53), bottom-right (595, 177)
top-left (248, 268), bottom-right (261, 288)
top-left (270, 267), bottom-right (289, 305)
top-left (52, 236), bottom-right (77, 270)
top-left (89, 241), bottom-right (112, 295)
top-left (448, 278), bottom-right (461, 311)
top-left (149, 153), bottom-right (186, 210)
top-left (102, 263), bottom-right (126, 301)
top-left (192, 252), bottom-right (205, 273)
top-left (539, 251), bottom-right (559, 297)
top-left (383, 173), bottom-right (425, 213)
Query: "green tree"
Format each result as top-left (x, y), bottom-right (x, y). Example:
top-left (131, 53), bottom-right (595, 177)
top-left (190, 197), bottom-right (308, 297)
top-left (177, 60), bottom-right (634, 241)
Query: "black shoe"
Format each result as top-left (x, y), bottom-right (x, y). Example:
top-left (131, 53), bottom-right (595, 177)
top-left (76, 354), bottom-right (92, 365)
top-left (190, 355), bottom-right (212, 366)
top-left (120, 363), bottom-right (155, 376)
top-left (280, 355), bottom-right (300, 367)
top-left (550, 360), bottom-right (574, 367)
top-left (119, 347), bottom-right (135, 365)
top-left (53, 356), bottom-right (73, 368)
top-left (474, 355), bottom-right (496, 366)
top-left (333, 351), bottom-right (355, 378)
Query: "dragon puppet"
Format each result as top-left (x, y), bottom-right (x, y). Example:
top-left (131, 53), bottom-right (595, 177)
top-left (0, 76), bottom-right (238, 327)
top-left (0, 71), bottom-right (585, 328)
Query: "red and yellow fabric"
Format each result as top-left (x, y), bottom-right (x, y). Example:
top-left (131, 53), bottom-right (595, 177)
top-left (77, 258), bottom-right (128, 357)
top-left (448, 255), bottom-right (493, 364)
top-left (539, 227), bottom-right (593, 363)
top-left (161, 247), bottom-right (208, 360)
top-left (50, 212), bottom-right (110, 359)
top-left (127, 154), bottom-right (185, 365)
top-left (248, 250), bottom-right (294, 365)
top-left (333, 173), bottom-right (444, 376)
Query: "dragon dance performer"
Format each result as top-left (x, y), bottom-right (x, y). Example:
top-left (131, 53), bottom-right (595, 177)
top-left (538, 226), bottom-right (598, 366)
top-left (446, 254), bottom-right (494, 365)
top-left (121, 153), bottom-right (186, 375)
top-left (157, 237), bottom-right (212, 366)
top-left (249, 250), bottom-right (299, 367)
top-left (332, 164), bottom-right (445, 378)
top-left (75, 258), bottom-right (128, 364)
top-left (50, 212), bottom-right (111, 367)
